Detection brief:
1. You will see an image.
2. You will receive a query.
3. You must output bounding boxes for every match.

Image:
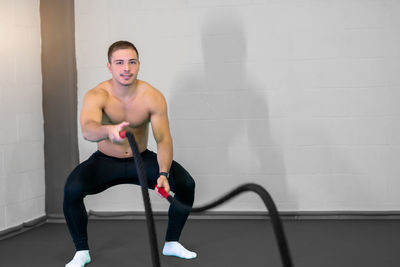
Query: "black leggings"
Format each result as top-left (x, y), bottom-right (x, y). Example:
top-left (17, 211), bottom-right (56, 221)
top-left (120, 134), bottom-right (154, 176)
top-left (63, 150), bottom-right (195, 251)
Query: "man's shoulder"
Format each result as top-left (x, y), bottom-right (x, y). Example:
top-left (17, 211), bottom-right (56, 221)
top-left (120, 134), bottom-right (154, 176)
top-left (138, 80), bottom-right (155, 92)
top-left (138, 80), bottom-right (164, 99)
top-left (86, 81), bottom-right (110, 99)
top-left (138, 82), bottom-right (167, 113)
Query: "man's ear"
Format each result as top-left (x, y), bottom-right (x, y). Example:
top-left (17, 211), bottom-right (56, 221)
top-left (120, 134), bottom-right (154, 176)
top-left (107, 62), bottom-right (111, 73)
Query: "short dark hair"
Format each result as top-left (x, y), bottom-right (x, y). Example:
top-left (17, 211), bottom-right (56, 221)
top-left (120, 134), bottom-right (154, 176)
top-left (107, 40), bottom-right (139, 63)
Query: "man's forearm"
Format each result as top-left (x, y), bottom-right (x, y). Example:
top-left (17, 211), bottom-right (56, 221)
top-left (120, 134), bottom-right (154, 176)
top-left (157, 139), bottom-right (173, 173)
top-left (82, 121), bottom-right (111, 142)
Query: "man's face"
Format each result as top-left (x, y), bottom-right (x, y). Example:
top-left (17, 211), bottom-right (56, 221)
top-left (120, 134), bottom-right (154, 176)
top-left (107, 48), bottom-right (140, 86)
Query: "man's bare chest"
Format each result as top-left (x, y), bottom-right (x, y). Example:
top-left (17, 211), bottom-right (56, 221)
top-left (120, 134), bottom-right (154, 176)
top-left (102, 96), bottom-right (150, 127)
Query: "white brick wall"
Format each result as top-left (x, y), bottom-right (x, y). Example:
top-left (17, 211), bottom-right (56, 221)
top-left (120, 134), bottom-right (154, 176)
top-left (0, 0), bottom-right (45, 231)
top-left (75, 0), bottom-right (400, 212)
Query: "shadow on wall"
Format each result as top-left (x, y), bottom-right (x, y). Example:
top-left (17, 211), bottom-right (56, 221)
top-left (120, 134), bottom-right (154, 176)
top-left (169, 9), bottom-right (292, 210)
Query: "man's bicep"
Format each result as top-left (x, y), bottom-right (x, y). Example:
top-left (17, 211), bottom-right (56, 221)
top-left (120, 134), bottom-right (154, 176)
top-left (151, 111), bottom-right (170, 143)
top-left (80, 92), bottom-right (104, 127)
top-left (149, 90), bottom-right (172, 142)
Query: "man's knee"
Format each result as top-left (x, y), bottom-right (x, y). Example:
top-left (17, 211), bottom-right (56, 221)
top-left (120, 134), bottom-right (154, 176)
top-left (179, 174), bottom-right (195, 205)
top-left (64, 180), bottom-right (84, 204)
top-left (172, 170), bottom-right (195, 203)
top-left (185, 176), bottom-right (195, 195)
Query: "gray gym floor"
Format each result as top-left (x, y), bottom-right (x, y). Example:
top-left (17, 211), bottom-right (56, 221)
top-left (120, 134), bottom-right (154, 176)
top-left (1, 219), bottom-right (400, 267)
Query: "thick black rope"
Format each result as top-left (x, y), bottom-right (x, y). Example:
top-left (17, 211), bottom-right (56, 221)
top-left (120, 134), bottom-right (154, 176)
top-left (126, 132), bottom-right (293, 267)
top-left (192, 183), bottom-right (293, 267)
top-left (126, 133), bottom-right (161, 267)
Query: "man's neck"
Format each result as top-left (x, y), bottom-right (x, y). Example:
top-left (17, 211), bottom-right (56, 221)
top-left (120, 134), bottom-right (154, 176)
top-left (110, 79), bottom-right (139, 99)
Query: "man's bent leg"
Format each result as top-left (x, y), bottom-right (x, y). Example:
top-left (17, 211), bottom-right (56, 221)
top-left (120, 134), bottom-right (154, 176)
top-left (63, 166), bottom-right (92, 266)
top-left (63, 171), bottom-right (90, 251)
top-left (163, 161), bottom-right (196, 259)
top-left (63, 151), bottom-right (131, 265)
top-left (132, 150), bottom-right (197, 259)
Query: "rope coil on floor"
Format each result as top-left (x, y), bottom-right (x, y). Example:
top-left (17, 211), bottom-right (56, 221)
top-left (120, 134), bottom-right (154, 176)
top-left (124, 131), bottom-right (293, 267)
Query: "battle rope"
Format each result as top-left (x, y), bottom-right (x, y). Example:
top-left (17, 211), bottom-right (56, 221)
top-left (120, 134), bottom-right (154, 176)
top-left (125, 132), bottom-right (161, 267)
top-left (122, 131), bottom-right (293, 267)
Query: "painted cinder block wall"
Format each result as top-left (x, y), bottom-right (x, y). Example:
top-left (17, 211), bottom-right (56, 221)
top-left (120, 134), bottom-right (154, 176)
top-left (0, 0), bottom-right (45, 232)
top-left (75, 0), bottom-right (400, 212)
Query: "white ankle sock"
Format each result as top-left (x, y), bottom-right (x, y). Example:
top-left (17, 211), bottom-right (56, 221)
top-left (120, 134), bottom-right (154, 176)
top-left (162, 241), bottom-right (197, 259)
top-left (65, 250), bottom-right (91, 267)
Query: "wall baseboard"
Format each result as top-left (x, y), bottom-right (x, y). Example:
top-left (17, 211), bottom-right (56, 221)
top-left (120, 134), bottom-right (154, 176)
top-left (51, 210), bottom-right (400, 222)
top-left (0, 216), bottom-right (47, 240)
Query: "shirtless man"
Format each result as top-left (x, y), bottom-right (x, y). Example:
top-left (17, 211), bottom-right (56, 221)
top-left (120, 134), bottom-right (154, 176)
top-left (64, 41), bottom-right (196, 267)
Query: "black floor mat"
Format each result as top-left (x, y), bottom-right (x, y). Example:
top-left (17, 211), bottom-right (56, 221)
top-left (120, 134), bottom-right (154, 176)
top-left (1, 219), bottom-right (400, 267)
